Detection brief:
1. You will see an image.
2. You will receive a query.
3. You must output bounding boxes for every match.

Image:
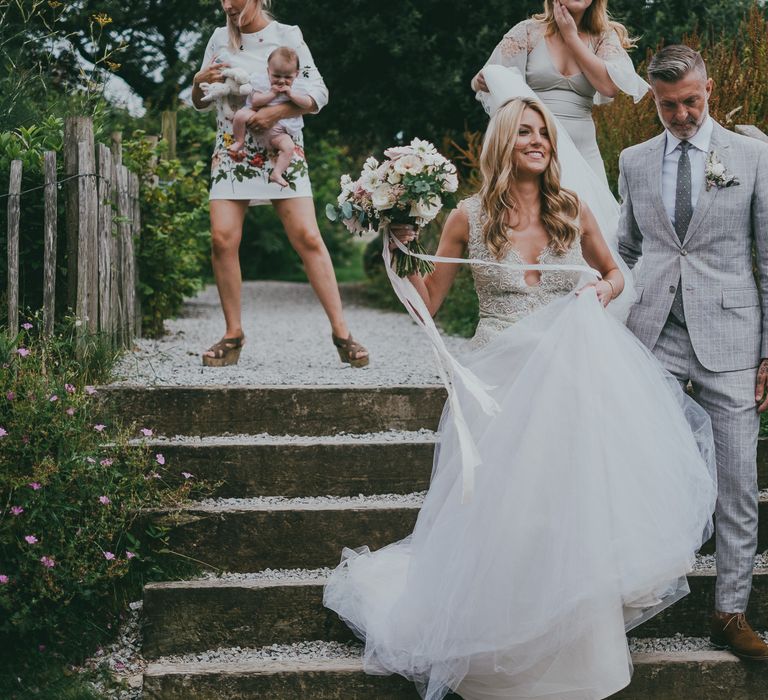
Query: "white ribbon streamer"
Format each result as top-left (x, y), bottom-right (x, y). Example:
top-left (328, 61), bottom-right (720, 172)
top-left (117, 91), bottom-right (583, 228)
top-left (382, 232), bottom-right (601, 503)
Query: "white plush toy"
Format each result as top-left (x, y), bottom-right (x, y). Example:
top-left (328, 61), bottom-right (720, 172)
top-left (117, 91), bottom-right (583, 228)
top-left (199, 66), bottom-right (252, 120)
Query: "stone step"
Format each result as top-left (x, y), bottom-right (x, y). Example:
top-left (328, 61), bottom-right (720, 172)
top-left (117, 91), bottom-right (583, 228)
top-left (151, 434), bottom-right (436, 497)
top-left (152, 497), bottom-right (421, 572)
top-left (142, 650), bottom-right (768, 699)
top-left (152, 495), bottom-right (768, 572)
top-left (141, 567), bottom-right (768, 658)
top-left (150, 435), bottom-right (768, 497)
top-left (103, 385), bottom-right (446, 437)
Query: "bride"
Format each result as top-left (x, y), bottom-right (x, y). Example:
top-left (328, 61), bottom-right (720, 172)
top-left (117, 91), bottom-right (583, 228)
top-left (323, 71), bottom-right (717, 700)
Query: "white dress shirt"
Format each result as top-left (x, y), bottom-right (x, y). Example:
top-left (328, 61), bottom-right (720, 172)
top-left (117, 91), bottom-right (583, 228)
top-left (661, 116), bottom-right (714, 227)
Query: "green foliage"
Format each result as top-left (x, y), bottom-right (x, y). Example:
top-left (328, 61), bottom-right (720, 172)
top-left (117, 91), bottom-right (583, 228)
top-left (0, 317), bottom-right (210, 662)
top-left (122, 128), bottom-right (211, 337)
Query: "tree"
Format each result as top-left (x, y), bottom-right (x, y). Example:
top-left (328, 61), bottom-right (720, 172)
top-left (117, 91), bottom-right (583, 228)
top-left (59, 0), bottom-right (218, 111)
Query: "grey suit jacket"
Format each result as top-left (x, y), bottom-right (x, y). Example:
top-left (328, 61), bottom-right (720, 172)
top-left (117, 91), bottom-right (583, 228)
top-left (617, 120), bottom-right (768, 372)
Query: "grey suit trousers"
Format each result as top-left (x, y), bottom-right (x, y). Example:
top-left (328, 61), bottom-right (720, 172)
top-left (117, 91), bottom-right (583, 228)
top-left (654, 318), bottom-right (759, 612)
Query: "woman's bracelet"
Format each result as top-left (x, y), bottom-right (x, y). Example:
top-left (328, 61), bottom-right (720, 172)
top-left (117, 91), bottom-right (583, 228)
top-left (604, 279), bottom-right (616, 299)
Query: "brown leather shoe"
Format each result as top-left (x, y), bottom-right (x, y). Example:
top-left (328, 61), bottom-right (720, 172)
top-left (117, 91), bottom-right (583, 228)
top-left (710, 611), bottom-right (768, 661)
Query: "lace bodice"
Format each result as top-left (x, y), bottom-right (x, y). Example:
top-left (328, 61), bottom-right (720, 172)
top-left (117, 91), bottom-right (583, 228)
top-left (463, 194), bottom-right (588, 348)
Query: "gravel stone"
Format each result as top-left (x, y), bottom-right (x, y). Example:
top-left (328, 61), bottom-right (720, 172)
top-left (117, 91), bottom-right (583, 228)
top-left (193, 492), bottom-right (427, 511)
top-left (693, 553), bottom-right (768, 572)
top-left (629, 631), bottom-right (768, 654)
top-left (197, 567), bottom-right (332, 582)
top-left (112, 281), bottom-right (464, 387)
top-left (142, 428), bottom-right (439, 445)
top-left (78, 600), bottom-right (145, 699)
top-left (156, 640), bottom-right (364, 666)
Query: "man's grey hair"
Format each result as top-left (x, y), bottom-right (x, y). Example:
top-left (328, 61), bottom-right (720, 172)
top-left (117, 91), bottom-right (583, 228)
top-left (647, 45), bottom-right (708, 83)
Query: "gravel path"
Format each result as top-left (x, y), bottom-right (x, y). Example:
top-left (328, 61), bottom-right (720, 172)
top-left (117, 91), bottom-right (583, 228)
top-left (112, 281), bottom-right (463, 387)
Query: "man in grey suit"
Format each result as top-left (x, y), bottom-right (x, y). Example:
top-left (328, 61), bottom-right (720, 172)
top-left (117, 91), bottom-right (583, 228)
top-left (618, 44), bottom-right (768, 660)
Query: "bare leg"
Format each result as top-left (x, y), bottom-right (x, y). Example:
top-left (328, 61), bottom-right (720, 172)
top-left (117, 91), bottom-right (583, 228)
top-left (272, 197), bottom-right (368, 361)
top-left (203, 199), bottom-right (249, 358)
top-left (268, 133), bottom-right (295, 187)
top-left (229, 107), bottom-right (256, 155)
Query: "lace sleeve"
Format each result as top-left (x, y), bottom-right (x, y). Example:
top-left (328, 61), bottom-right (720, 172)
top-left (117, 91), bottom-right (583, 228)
top-left (475, 20), bottom-right (537, 114)
top-left (593, 28), bottom-right (650, 105)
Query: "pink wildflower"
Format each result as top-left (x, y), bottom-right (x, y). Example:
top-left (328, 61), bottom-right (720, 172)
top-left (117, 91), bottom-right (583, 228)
top-left (66, 407), bottom-right (75, 416)
top-left (40, 556), bottom-right (55, 569)
top-left (140, 428), bottom-right (153, 437)
top-left (49, 395), bottom-right (58, 402)
top-left (104, 551), bottom-right (115, 561)
top-left (28, 482), bottom-right (41, 490)
top-left (65, 384), bottom-right (76, 394)
top-left (24, 535), bottom-right (38, 544)
top-left (85, 386), bottom-right (97, 395)
top-left (98, 495), bottom-right (111, 505)
top-left (155, 453), bottom-right (165, 465)
top-left (0, 574), bottom-right (8, 584)
top-left (21, 322), bottom-right (33, 330)
top-left (100, 458), bottom-right (114, 467)
top-left (16, 347), bottom-right (30, 357)
top-left (126, 551), bottom-right (136, 560)
top-left (0, 427), bottom-right (7, 438)
top-left (94, 424), bottom-right (106, 432)
top-left (5, 391), bottom-right (15, 400)
top-left (11, 506), bottom-right (23, 516)
top-left (181, 472), bottom-right (193, 479)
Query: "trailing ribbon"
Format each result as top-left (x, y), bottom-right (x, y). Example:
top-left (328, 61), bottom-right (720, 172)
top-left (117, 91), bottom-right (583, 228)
top-left (382, 231), bottom-right (601, 503)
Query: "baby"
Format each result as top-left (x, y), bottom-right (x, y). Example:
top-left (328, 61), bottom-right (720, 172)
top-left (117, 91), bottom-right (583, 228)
top-left (228, 46), bottom-right (313, 187)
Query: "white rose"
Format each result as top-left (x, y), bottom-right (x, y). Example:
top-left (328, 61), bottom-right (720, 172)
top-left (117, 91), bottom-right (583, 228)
top-left (387, 169), bottom-right (403, 185)
top-left (710, 162), bottom-right (725, 178)
top-left (394, 154), bottom-right (425, 176)
top-left (441, 171), bottom-right (459, 193)
top-left (363, 156), bottom-right (380, 171)
top-left (409, 197), bottom-right (442, 223)
top-left (372, 184), bottom-right (397, 211)
top-left (360, 169), bottom-right (381, 192)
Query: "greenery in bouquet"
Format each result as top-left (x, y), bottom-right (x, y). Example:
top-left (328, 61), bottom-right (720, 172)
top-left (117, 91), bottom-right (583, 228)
top-left (326, 138), bottom-right (458, 276)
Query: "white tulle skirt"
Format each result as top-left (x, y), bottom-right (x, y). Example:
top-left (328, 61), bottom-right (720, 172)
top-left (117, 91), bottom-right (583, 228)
top-left (323, 289), bottom-right (717, 700)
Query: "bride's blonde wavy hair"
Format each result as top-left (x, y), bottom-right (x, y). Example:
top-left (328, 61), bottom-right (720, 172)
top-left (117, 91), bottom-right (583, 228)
top-left (226, 0), bottom-right (274, 52)
top-left (534, 0), bottom-right (635, 49)
top-left (479, 99), bottom-right (580, 260)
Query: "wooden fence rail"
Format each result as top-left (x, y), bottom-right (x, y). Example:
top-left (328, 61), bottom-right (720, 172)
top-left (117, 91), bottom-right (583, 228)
top-left (5, 116), bottom-right (141, 347)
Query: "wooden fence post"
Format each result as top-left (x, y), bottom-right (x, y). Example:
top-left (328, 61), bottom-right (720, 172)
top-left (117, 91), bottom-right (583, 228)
top-left (97, 144), bottom-right (113, 338)
top-left (6, 160), bottom-right (22, 336)
top-left (161, 110), bottom-right (177, 160)
top-left (115, 164), bottom-right (132, 347)
top-left (77, 138), bottom-right (98, 333)
top-left (43, 152), bottom-right (57, 337)
top-left (64, 116), bottom-right (94, 312)
top-left (110, 133), bottom-right (122, 339)
top-left (130, 172), bottom-right (142, 338)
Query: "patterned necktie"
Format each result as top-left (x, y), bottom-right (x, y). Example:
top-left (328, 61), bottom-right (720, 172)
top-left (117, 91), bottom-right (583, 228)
top-left (674, 141), bottom-right (692, 242)
top-left (670, 141), bottom-right (691, 325)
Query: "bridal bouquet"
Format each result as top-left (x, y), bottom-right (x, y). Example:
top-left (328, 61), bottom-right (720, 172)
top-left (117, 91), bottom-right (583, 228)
top-left (326, 138), bottom-right (459, 276)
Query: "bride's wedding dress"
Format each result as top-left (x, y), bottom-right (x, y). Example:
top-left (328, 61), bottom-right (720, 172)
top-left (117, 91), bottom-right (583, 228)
top-left (323, 194), bottom-right (718, 699)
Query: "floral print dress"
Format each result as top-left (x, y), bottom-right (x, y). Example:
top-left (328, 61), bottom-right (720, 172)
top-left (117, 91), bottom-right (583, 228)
top-left (196, 21), bottom-right (328, 205)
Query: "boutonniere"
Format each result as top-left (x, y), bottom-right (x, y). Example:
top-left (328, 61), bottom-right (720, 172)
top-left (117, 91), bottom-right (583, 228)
top-left (705, 150), bottom-right (739, 191)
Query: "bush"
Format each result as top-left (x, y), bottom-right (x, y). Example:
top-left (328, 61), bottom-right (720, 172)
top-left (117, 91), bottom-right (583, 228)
top-left (122, 128), bottom-right (212, 338)
top-left (0, 318), bottom-right (209, 665)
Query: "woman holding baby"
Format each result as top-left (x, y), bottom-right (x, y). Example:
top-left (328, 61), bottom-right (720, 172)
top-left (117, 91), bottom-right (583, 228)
top-left (191, 0), bottom-right (368, 368)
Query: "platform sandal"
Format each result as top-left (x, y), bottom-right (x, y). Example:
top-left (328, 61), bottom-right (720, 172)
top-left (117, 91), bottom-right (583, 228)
top-left (202, 335), bottom-right (245, 367)
top-left (332, 333), bottom-right (370, 368)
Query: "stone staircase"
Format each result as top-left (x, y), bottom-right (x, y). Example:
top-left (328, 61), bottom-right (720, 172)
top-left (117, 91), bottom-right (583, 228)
top-left (105, 384), bottom-right (768, 699)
